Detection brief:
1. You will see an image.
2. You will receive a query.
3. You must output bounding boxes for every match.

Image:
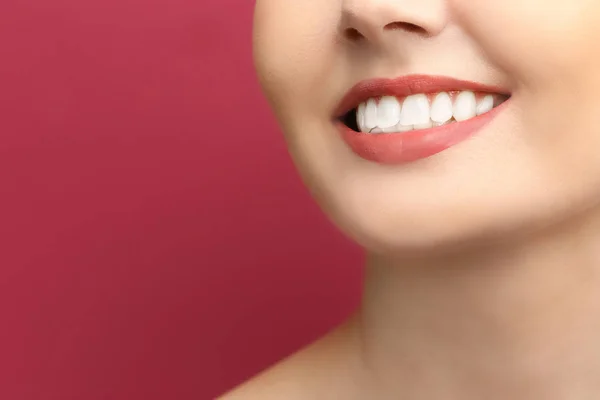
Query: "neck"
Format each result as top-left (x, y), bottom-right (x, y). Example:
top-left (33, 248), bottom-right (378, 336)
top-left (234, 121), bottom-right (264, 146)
top-left (357, 211), bottom-right (600, 399)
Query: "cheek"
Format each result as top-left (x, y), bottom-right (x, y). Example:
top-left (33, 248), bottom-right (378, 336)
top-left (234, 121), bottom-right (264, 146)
top-left (253, 1), bottom-right (340, 116)
top-left (453, 0), bottom-right (600, 172)
top-left (253, 1), bottom-right (350, 184)
top-left (451, 0), bottom-right (600, 87)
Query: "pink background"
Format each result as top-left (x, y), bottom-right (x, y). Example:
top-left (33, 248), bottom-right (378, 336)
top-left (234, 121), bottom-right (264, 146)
top-left (0, 0), bottom-right (362, 399)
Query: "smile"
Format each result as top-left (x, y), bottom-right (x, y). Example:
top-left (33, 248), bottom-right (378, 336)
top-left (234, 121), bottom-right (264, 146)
top-left (335, 75), bottom-right (511, 164)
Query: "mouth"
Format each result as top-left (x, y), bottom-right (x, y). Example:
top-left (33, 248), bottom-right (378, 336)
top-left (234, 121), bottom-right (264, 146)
top-left (335, 75), bottom-right (511, 164)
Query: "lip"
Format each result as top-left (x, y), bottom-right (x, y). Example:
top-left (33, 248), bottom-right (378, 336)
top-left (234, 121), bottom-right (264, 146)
top-left (334, 75), bottom-right (511, 164)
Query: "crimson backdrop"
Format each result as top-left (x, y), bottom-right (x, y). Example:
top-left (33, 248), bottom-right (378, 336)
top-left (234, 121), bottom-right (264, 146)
top-left (0, 0), bottom-right (362, 398)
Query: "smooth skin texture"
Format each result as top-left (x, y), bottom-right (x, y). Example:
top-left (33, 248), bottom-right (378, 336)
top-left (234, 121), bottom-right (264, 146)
top-left (222, 1), bottom-right (600, 399)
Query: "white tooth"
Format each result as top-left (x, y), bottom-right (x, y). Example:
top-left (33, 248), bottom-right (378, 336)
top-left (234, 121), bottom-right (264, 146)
top-left (476, 95), bottom-right (494, 116)
top-left (357, 102), bottom-right (367, 132)
top-left (414, 121), bottom-right (433, 130)
top-left (364, 98), bottom-right (378, 130)
top-left (377, 96), bottom-right (402, 128)
top-left (453, 91), bottom-right (477, 122)
top-left (370, 127), bottom-right (384, 134)
top-left (400, 94), bottom-right (430, 126)
top-left (430, 92), bottom-right (453, 123)
top-left (393, 122), bottom-right (414, 132)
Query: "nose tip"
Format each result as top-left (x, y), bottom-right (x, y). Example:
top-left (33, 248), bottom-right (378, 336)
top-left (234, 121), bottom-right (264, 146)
top-left (341, 0), bottom-right (447, 44)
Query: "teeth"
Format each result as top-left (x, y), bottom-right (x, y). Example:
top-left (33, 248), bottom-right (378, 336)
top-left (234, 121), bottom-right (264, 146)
top-left (430, 92), bottom-right (453, 124)
top-left (400, 94), bottom-right (430, 126)
top-left (354, 90), bottom-right (505, 134)
top-left (414, 121), bottom-right (433, 130)
top-left (357, 102), bottom-right (366, 132)
top-left (397, 124), bottom-right (414, 132)
top-left (377, 96), bottom-right (402, 128)
top-left (385, 123), bottom-right (412, 133)
top-left (364, 98), bottom-right (378, 130)
top-left (453, 91), bottom-right (477, 122)
top-left (476, 94), bottom-right (494, 116)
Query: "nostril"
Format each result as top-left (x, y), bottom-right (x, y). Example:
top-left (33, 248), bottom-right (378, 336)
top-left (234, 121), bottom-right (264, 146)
top-left (344, 28), bottom-right (365, 41)
top-left (384, 21), bottom-right (428, 36)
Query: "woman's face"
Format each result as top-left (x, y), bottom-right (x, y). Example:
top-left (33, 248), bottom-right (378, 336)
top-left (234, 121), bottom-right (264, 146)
top-left (253, 0), bottom-right (600, 253)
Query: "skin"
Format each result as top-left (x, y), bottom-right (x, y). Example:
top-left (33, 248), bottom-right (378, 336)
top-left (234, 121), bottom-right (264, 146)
top-left (221, 1), bottom-right (600, 399)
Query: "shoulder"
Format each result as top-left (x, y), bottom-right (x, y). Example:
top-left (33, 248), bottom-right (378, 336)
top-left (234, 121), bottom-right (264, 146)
top-left (218, 320), bottom-right (362, 400)
top-left (217, 354), bottom-right (316, 400)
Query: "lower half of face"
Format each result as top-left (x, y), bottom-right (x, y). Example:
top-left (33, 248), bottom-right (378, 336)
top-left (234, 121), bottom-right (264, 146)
top-left (253, 0), bottom-right (600, 254)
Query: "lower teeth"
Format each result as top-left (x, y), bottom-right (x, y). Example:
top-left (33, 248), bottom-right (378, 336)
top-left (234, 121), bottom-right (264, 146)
top-left (368, 119), bottom-right (456, 134)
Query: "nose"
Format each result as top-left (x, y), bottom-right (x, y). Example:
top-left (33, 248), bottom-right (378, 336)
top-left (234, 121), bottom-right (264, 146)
top-left (341, 0), bottom-right (447, 44)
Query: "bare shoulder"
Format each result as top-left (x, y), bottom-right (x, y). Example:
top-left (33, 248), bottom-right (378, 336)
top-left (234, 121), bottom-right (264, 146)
top-left (218, 320), bottom-right (362, 400)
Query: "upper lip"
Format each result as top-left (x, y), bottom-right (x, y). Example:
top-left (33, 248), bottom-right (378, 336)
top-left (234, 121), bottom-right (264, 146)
top-left (334, 74), bottom-right (511, 118)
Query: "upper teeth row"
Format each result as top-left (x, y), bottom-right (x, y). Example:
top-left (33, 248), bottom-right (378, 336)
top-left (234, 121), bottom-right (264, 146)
top-left (357, 91), bottom-right (496, 133)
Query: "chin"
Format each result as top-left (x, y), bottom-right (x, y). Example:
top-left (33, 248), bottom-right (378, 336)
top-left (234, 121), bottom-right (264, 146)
top-left (309, 169), bottom-right (575, 257)
top-left (327, 183), bottom-right (600, 257)
top-left (329, 206), bottom-right (513, 256)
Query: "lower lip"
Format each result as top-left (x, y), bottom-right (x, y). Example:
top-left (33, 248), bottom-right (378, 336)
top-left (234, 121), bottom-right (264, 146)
top-left (337, 100), bottom-right (509, 164)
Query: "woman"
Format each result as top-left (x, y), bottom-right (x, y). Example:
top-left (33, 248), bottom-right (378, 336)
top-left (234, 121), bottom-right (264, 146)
top-left (223, 0), bottom-right (600, 398)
